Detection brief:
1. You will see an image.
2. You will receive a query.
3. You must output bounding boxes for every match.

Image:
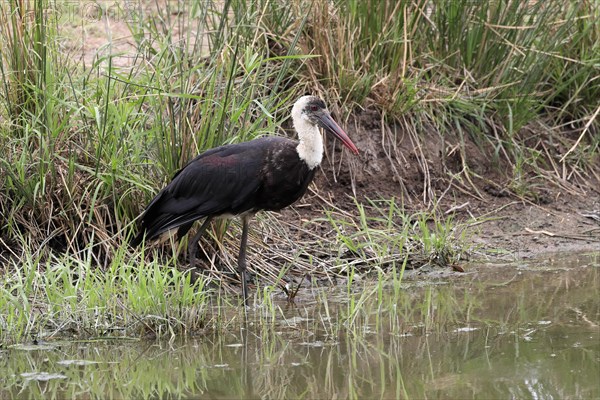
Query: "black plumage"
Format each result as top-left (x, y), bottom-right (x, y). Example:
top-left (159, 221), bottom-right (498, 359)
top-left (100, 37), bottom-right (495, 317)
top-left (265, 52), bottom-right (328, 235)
top-left (131, 137), bottom-right (315, 245)
top-left (131, 96), bottom-right (358, 306)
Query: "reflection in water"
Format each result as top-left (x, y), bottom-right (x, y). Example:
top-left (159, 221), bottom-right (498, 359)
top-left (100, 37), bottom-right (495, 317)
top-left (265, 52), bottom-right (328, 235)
top-left (1, 254), bottom-right (598, 399)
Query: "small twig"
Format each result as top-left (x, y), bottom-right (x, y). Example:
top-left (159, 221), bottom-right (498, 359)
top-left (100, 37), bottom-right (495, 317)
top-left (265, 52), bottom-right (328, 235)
top-left (520, 229), bottom-right (600, 242)
top-left (445, 202), bottom-right (470, 215)
top-left (560, 104), bottom-right (600, 163)
top-left (524, 228), bottom-right (555, 237)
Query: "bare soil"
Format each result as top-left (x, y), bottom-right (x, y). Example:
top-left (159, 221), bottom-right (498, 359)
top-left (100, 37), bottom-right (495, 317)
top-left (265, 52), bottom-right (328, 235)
top-left (313, 109), bottom-right (600, 259)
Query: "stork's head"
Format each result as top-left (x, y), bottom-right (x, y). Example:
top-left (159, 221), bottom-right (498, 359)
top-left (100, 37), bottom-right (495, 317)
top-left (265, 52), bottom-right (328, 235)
top-left (292, 96), bottom-right (359, 155)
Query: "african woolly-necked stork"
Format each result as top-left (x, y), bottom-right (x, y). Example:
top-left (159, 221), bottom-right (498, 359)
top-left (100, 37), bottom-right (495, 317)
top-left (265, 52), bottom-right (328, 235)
top-left (131, 95), bottom-right (359, 305)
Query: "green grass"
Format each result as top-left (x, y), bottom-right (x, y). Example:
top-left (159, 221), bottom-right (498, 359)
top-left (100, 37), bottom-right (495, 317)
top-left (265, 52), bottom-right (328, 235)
top-left (0, 0), bottom-right (598, 342)
top-left (0, 234), bottom-right (213, 343)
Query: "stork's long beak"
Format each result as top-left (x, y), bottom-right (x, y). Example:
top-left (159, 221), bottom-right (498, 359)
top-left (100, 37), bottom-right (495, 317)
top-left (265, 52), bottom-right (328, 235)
top-left (316, 111), bottom-right (359, 155)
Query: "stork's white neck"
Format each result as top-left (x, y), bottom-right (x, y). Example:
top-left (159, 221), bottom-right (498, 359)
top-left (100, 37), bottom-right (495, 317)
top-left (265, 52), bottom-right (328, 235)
top-left (292, 96), bottom-right (324, 170)
top-left (295, 121), bottom-right (323, 170)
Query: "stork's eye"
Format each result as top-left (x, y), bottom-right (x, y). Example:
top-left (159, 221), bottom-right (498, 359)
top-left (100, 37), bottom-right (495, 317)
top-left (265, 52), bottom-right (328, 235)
top-left (310, 105), bottom-right (318, 111)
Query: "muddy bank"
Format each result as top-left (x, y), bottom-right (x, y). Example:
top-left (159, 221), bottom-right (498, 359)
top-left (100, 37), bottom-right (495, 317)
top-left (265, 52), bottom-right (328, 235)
top-left (307, 109), bottom-right (600, 259)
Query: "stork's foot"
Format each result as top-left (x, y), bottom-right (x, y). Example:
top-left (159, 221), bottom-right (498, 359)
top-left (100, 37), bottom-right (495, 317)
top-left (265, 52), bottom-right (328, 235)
top-left (280, 274), bottom-right (308, 303)
top-left (284, 284), bottom-right (298, 304)
top-left (280, 281), bottom-right (292, 301)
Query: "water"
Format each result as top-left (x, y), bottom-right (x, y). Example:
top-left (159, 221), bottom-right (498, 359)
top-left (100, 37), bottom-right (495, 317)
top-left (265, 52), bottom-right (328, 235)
top-left (1, 253), bottom-right (598, 399)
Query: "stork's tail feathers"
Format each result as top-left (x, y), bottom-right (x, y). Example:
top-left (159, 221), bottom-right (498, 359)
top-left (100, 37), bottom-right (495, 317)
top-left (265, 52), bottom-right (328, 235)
top-left (130, 231), bottom-right (145, 247)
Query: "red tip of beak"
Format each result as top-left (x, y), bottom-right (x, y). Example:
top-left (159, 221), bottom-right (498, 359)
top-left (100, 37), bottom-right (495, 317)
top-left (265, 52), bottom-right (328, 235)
top-left (319, 112), bottom-right (359, 155)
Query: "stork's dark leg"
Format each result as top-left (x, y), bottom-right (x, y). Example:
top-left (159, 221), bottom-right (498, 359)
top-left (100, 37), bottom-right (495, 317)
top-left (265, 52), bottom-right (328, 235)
top-left (188, 216), bottom-right (213, 269)
top-left (238, 216), bottom-right (250, 307)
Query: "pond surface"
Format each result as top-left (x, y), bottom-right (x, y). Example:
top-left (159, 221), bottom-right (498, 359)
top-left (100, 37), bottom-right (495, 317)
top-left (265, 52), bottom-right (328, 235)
top-left (1, 253), bottom-right (598, 399)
